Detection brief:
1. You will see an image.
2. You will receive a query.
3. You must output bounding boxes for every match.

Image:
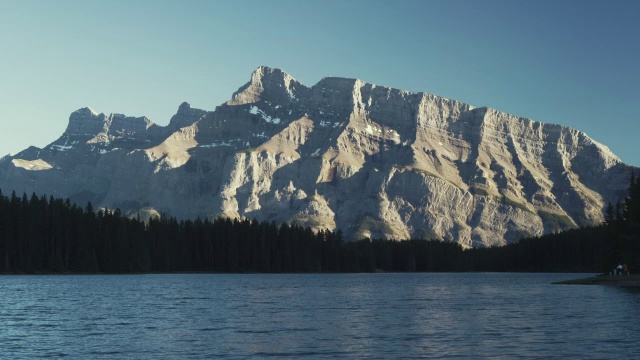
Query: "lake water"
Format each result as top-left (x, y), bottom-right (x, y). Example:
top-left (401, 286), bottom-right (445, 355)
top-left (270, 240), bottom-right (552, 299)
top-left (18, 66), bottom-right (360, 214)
top-left (0, 273), bottom-right (638, 359)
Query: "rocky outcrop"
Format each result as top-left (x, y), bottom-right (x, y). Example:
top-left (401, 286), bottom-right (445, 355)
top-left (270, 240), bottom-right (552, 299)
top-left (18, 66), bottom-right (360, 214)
top-left (0, 66), bottom-right (633, 247)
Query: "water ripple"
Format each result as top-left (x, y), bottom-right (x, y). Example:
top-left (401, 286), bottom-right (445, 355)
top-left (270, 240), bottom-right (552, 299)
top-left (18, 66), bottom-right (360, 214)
top-left (0, 273), bottom-right (638, 359)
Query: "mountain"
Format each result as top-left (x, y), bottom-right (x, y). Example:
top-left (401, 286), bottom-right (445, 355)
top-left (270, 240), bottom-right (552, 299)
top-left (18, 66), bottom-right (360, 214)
top-left (0, 66), bottom-right (633, 247)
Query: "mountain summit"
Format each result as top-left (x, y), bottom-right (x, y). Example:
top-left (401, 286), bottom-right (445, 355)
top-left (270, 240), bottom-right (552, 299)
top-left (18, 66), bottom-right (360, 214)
top-left (0, 67), bottom-right (633, 247)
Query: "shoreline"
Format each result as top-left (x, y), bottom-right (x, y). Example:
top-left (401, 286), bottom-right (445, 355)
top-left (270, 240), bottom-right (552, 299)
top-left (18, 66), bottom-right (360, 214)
top-left (554, 274), bottom-right (640, 286)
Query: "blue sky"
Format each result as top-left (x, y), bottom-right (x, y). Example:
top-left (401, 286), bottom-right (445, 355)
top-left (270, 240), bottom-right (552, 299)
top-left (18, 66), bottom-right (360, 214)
top-left (1, 0), bottom-right (639, 165)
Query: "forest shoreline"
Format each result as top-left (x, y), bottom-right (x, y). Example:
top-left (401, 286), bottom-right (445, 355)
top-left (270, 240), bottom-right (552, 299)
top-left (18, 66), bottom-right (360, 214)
top-left (554, 274), bottom-right (640, 286)
top-left (1, 270), bottom-right (598, 275)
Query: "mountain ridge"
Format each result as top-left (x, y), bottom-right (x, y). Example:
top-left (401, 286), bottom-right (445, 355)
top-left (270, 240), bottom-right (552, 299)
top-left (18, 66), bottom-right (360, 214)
top-left (0, 66), bottom-right (633, 247)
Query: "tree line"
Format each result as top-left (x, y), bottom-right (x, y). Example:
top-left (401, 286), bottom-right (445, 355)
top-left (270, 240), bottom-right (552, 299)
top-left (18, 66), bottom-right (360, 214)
top-left (0, 173), bottom-right (638, 274)
top-left (0, 190), bottom-right (463, 273)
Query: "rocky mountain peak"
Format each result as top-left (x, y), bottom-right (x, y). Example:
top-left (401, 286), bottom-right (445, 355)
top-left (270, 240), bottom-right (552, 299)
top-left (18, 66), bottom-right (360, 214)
top-left (178, 101), bottom-right (192, 112)
top-left (228, 66), bottom-right (305, 105)
top-left (64, 106), bottom-right (108, 136)
top-left (169, 102), bottom-right (207, 129)
top-left (73, 106), bottom-right (99, 116)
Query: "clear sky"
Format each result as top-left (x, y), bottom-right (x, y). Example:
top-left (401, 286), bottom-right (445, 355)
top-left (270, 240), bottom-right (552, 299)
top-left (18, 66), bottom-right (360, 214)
top-left (1, 0), bottom-right (639, 165)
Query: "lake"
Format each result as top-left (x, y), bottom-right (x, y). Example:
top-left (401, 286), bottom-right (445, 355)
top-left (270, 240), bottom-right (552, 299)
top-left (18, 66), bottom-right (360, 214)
top-left (0, 273), bottom-right (638, 359)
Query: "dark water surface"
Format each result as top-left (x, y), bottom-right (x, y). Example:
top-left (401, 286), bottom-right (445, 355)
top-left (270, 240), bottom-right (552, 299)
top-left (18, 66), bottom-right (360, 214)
top-left (0, 273), bottom-right (638, 359)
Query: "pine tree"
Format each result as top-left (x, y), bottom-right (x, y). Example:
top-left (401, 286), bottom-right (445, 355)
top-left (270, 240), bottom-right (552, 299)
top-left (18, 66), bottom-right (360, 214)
top-left (605, 202), bottom-right (615, 226)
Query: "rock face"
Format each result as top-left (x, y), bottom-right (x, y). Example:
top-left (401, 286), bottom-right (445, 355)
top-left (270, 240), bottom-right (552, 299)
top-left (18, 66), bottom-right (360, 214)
top-left (0, 66), bottom-right (634, 247)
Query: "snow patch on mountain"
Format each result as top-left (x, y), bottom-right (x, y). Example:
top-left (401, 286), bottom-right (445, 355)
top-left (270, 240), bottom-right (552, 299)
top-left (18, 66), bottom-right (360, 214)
top-left (249, 106), bottom-right (281, 124)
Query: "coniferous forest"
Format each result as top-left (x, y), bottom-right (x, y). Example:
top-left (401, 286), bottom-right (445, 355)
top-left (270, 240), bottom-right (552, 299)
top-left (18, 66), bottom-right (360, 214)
top-left (0, 173), bottom-right (639, 274)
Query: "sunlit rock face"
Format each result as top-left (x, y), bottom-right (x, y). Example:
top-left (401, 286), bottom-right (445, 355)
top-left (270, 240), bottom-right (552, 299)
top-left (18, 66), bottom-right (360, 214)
top-left (0, 66), bottom-right (633, 247)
